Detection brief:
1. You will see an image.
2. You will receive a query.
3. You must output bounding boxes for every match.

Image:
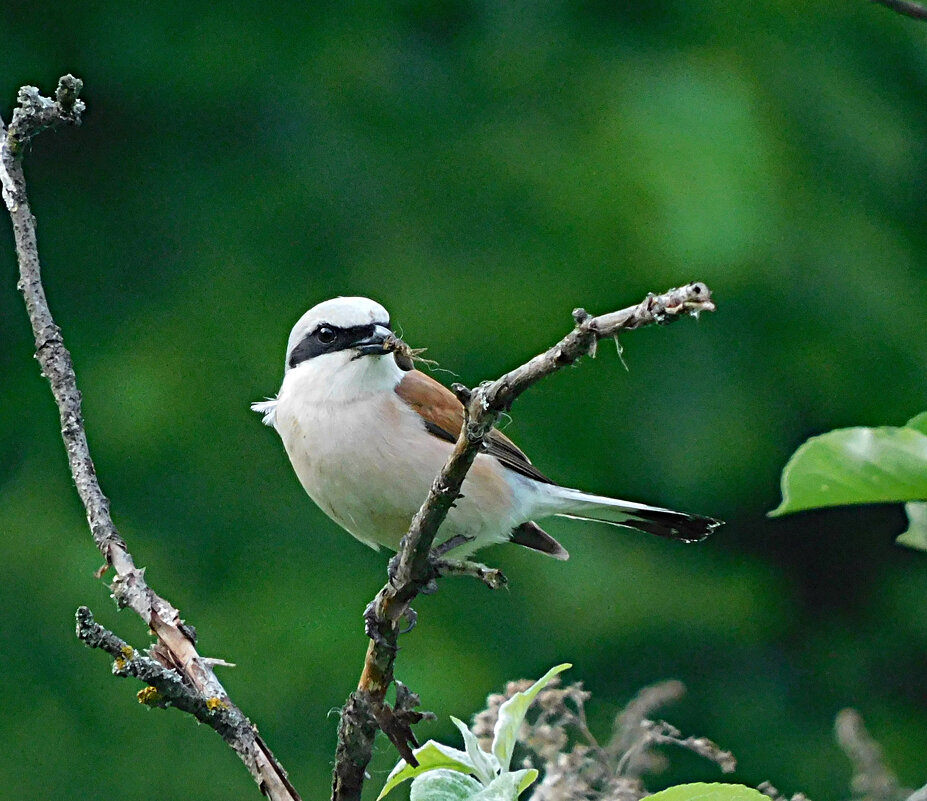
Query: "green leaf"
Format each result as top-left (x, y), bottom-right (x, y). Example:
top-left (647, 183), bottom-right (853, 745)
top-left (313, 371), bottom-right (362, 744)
top-left (511, 768), bottom-right (539, 796)
top-left (450, 716), bottom-right (498, 785)
top-left (906, 411), bottom-right (927, 436)
top-left (647, 783), bottom-right (771, 801)
top-left (378, 741), bottom-right (476, 800)
top-left (410, 770), bottom-right (483, 801)
top-left (897, 502), bottom-right (927, 552)
top-left (491, 663), bottom-right (571, 771)
top-left (469, 770), bottom-right (538, 800)
top-left (770, 427), bottom-right (927, 516)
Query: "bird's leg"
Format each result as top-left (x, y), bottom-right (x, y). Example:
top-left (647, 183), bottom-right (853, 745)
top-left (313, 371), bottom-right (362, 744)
top-left (420, 535), bottom-right (476, 595)
top-left (432, 534), bottom-right (474, 558)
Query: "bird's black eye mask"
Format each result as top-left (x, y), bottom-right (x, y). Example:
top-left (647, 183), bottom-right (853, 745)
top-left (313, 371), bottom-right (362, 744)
top-left (288, 321), bottom-right (392, 368)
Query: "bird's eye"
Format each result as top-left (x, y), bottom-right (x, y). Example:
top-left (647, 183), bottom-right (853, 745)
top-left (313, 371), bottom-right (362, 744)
top-left (316, 326), bottom-right (336, 344)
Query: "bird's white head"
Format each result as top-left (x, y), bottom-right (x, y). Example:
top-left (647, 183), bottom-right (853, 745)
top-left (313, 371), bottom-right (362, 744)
top-left (284, 296), bottom-right (393, 373)
top-left (253, 297), bottom-right (401, 425)
top-left (283, 296), bottom-right (403, 401)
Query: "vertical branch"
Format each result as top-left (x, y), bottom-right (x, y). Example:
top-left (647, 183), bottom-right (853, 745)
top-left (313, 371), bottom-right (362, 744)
top-left (332, 284), bottom-right (717, 800)
top-left (2, 76), bottom-right (300, 801)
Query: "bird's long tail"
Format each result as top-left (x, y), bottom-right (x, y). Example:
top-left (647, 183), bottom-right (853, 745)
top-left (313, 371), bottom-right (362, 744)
top-left (544, 486), bottom-right (721, 542)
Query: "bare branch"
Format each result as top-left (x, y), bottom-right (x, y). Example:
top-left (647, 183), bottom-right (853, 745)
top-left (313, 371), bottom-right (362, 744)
top-left (869, 0), bottom-right (927, 21)
top-left (332, 282), bottom-right (716, 800)
top-left (2, 76), bottom-right (300, 801)
top-left (77, 606), bottom-right (240, 728)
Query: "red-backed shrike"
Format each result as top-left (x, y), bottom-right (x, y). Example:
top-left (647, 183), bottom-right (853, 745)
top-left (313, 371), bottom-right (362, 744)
top-left (252, 297), bottom-right (719, 559)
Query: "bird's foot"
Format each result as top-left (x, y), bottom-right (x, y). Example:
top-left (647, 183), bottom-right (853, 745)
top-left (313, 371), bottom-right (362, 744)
top-left (399, 607), bottom-right (417, 634)
top-left (362, 598), bottom-right (379, 639)
top-left (363, 598), bottom-right (397, 649)
top-left (386, 551), bottom-right (403, 588)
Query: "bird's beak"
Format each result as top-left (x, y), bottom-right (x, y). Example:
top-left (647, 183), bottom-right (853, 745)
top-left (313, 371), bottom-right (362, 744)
top-left (351, 324), bottom-right (395, 356)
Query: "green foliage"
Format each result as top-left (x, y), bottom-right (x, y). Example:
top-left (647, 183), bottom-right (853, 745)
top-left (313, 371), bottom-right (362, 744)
top-left (491, 663), bottom-right (571, 772)
top-left (772, 413), bottom-right (927, 551)
top-left (899, 415), bottom-right (927, 549)
top-left (647, 784), bottom-right (770, 801)
top-left (377, 741), bottom-right (479, 798)
top-left (379, 666), bottom-right (568, 800)
top-left (406, 771), bottom-right (536, 801)
top-left (410, 771), bottom-right (482, 801)
top-left (898, 502), bottom-right (927, 552)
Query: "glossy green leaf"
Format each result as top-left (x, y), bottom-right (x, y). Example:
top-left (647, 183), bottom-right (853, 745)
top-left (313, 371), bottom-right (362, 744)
top-left (410, 770), bottom-right (483, 801)
top-left (906, 411), bottom-right (927, 436)
top-left (770, 427), bottom-right (927, 516)
top-left (647, 783), bottom-right (770, 801)
top-left (378, 741), bottom-right (476, 800)
top-left (492, 663), bottom-right (571, 771)
top-left (897, 502), bottom-right (927, 552)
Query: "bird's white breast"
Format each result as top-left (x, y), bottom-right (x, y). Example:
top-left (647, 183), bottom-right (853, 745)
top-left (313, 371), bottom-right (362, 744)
top-left (271, 354), bottom-right (528, 553)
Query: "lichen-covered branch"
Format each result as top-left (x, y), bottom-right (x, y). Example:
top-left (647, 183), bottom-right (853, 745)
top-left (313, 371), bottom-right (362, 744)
top-left (2, 76), bottom-right (300, 801)
top-left (76, 606), bottom-right (240, 730)
top-left (332, 283), bottom-right (716, 801)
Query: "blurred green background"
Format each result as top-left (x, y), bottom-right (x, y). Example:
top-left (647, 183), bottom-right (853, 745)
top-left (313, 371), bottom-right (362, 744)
top-left (2, 1), bottom-right (926, 798)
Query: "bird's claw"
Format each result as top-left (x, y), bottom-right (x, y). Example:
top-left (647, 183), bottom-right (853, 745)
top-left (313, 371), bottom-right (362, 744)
top-left (399, 607), bottom-right (417, 634)
top-left (386, 552), bottom-right (402, 588)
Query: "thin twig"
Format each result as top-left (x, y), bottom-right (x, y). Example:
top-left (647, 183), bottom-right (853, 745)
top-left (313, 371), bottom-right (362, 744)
top-left (331, 282), bottom-right (716, 800)
top-left (870, 0), bottom-right (927, 21)
top-left (1, 76), bottom-right (300, 801)
top-left (77, 606), bottom-right (242, 728)
top-left (431, 558), bottom-right (508, 589)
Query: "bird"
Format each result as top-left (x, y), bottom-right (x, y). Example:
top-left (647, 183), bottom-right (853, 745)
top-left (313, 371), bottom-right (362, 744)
top-left (252, 296), bottom-right (720, 561)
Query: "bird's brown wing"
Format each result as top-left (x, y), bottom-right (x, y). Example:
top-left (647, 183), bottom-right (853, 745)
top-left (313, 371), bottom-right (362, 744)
top-left (395, 369), bottom-right (567, 559)
top-left (394, 369), bottom-right (554, 485)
